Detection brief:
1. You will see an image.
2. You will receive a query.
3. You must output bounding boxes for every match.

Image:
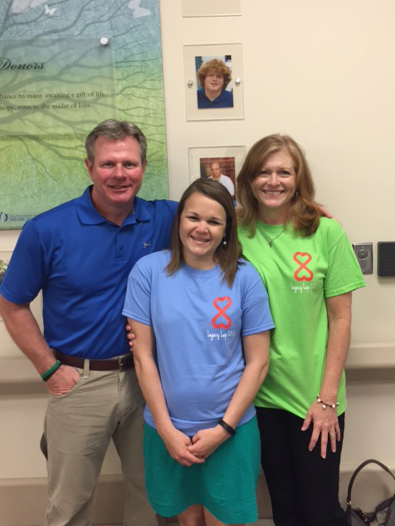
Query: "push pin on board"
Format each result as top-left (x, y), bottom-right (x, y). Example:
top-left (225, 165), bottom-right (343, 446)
top-left (100, 37), bottom-right (109, 46)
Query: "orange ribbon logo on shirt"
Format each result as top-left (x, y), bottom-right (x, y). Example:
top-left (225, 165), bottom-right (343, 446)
top-left (293, 252), bottom-right (314, 282)
top-left (212, 297), bottom-right (232, 329)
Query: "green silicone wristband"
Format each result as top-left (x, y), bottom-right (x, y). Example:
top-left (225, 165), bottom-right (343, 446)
top-left (41, 360), bottom-right (61, 381)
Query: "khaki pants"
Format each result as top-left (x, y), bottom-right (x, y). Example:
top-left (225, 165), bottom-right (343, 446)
top-left (43, 366), bottom-right (158, 526)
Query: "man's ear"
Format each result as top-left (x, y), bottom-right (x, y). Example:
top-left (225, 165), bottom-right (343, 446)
top-left (85, 158), bottom-right (94, 180)
top-left (141, 160), bottom-right (147, 178)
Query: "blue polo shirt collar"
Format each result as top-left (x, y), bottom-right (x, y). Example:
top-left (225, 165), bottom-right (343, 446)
top-left (75, 186), bottom-right (150, 226)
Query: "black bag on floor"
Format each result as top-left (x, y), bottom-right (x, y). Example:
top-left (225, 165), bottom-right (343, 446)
top-left (346, 459), bottom-right (395, 526)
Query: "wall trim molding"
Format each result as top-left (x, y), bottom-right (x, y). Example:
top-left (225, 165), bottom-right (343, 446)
top-left (1, 343), bottom-right (395, 395)
top-left (347, 343), bottom-right (395, 369)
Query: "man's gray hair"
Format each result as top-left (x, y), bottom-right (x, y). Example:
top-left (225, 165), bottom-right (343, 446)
top-left (85, 119), bottom-right (147, 165)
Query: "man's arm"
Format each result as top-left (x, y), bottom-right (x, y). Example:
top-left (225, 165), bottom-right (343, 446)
top-left (0, 296), bottom-right (79, 395)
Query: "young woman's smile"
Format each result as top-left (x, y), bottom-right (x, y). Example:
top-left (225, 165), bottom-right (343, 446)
top-left (179, 192), bottom-right (227, 270)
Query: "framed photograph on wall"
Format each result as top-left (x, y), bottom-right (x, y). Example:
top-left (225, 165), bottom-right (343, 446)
top-left (182, 0), bottom-right (241, 17)
top-left (188, 145), bottom-right (246, 202)
top-left (184, 44), bottom-right (243, 121)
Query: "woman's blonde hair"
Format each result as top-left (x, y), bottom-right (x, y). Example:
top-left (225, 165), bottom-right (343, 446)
top-left (236, 134), bottom-right (321, 236)
top-left (166, 179), bottom-right (241, 286)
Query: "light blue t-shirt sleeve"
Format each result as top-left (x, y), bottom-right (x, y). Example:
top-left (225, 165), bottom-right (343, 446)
top-left (240, 262), bottom-right (275, 336)
top-left (122, 259), bottom-right (152, 326)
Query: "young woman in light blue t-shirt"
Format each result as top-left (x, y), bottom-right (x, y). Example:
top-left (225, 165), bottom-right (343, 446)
top-left (123, 179), bottom-right (274, 526)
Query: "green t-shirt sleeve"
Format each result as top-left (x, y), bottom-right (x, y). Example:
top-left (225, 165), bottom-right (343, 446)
top-left (324, 221), bottom-right (366, 298)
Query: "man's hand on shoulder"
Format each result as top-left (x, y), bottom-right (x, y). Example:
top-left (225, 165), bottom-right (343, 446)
top-left (316, 204), bottom-right (333, 219)
top-left (46, 364), bottom-right (80, 396)
top-left (126, 322), bottom-right (135, 350)
top-left (316, 204), bottom-right (343, 226)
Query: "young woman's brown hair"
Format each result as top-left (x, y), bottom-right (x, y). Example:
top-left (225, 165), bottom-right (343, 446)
top-left (166, 179), bottom-right (241, 286)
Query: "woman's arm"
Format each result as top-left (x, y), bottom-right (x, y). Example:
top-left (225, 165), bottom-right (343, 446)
top-left (301, 292), bottom-right (352, 458)
top-left (128, 318), bottom-right (204, 467)
top-left (188, 331), bottom-right (270, 459)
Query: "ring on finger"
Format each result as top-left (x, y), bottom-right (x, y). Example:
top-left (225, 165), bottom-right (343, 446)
top-left (329, 433), bottom-right (335, 437)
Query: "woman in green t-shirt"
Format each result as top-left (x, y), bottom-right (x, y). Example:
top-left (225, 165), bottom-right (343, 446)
top-left (236, 134), bottom-right (365, 526)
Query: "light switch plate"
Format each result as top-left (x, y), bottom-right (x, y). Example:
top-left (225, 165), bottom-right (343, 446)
top-left (352, 243), bottom-right (373, 275)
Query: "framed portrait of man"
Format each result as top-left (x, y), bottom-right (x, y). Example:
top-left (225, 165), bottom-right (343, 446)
top-left (184, 44), bottom-right (243, 121)
top-left (195, 55), bottom-right (234, 110)
top-left (189, 145), bottom-right (246, 204)
top-left (200, 157), bottom-right (236, 199)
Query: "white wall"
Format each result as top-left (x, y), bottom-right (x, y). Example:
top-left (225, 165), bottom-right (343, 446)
top-left (1, 0), bottom-right (395, 522)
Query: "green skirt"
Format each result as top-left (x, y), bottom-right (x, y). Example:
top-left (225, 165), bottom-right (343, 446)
top-left (144, 417), bottom-right (261, 524)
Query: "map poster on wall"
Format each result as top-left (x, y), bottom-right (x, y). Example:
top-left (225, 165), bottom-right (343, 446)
top-left (0, 0), bottom-right (167, 229)
top-left (0, 37), bottom-right (116, 136)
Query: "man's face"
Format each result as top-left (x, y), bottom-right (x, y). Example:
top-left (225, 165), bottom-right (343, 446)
top-left (204, 70), bottom-right (224, 93)
top-left (210, 163), bottom-right (222, 181)
top-left (85, 136), bottom-right (146, 219)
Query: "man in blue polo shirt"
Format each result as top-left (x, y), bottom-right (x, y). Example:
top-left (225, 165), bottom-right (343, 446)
top-left (0, 120), bottom-right (177, 526)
